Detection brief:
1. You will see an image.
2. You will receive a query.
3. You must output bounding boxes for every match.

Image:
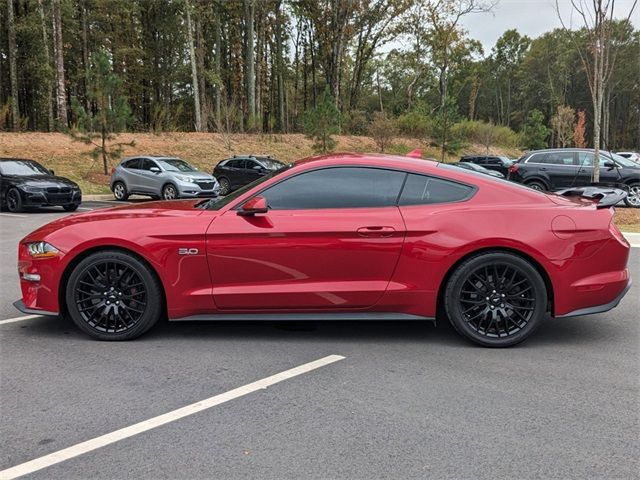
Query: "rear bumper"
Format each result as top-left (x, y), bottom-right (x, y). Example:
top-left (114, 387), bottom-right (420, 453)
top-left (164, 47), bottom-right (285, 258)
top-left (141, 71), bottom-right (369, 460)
top-left (556, 279), bottom-right (632, 318)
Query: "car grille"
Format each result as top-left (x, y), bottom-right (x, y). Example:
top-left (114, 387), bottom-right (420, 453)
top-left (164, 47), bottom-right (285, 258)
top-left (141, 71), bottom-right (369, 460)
top-left (196, 181), bottom-right (215, 190)
top-left (47, 186), bottom-right (72, 194)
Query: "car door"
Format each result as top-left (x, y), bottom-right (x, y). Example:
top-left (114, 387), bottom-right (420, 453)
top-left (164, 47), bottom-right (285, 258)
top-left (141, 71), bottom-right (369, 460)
top-left (243, 159), bottom-right (264, 184)
top-left (223, 159), bottom-right (243, 189)
top-left (206, 166), bottom-right (407, 310)
top-left (135, 158), bottom-right (162, 193)
top-left (120, 158), bottom-right (143, 191)
top-left (577, 152), bottom-right (623, 185)
top-left (539, 151), bottom-right (578, 188)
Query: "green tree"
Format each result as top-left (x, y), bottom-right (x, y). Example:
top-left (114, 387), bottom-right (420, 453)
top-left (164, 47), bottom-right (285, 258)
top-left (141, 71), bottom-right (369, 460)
top-left (69, 49), bottom-right (134, 174)
top-left (522, 109), bottom-right (549, 150)
top-left (368, 111), bottom-right (398, 152)
top-left (304, 89), bottom-right (341, 153)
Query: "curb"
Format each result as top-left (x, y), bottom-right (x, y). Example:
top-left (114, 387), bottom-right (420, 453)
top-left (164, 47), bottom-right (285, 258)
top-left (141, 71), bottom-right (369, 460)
top-left (82, 194), bottom-right (114, 201)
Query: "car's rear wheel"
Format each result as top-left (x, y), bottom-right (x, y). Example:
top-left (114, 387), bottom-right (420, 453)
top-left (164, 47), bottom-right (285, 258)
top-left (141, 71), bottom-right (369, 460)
top-left (5, 188), bottom-right (24, 213)
top-left (218, 177), bottom-right (231, 195)
top-left (444, 251), bottom-right (547, 347)
top-left (162, 183), bottom-right (178, 200)
top-left (113, 181), bottom-right (129, 201)
top-left (65, 250), bottom-right (163, 340)
top-left (525, 180), bottom-right (546, 192)
top-left (623, 183), bottom-right (640, 208)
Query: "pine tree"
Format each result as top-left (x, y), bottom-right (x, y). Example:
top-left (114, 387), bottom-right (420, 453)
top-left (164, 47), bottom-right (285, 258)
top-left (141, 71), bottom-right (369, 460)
top-left (304, 88), bottom-right (341, 153)
top-left (522, 109), bottom-right (549, 150)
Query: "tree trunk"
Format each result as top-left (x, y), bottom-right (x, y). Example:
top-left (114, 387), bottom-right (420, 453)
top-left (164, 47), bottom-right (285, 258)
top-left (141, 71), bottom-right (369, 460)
top-left (213, 9), bottom-right (222, 129)
top-left (80, 0), bottom-right (90, 115)
top-left (52, 0), bottom-right (68, 128)
top-left (37, 0), bottom-right (54, 132)
top-left (245, 0), bottom-right (255, 121)
top-left (195, 11), bottom-right (208, 131)
top-left (274, 0), bottom-right (285, 133)
top-left (185, 0), bottom-right (202, 132)
top-left (255, 8), bottom-right (263, 129)
top-left (7, 0), bottom-right (19, 131)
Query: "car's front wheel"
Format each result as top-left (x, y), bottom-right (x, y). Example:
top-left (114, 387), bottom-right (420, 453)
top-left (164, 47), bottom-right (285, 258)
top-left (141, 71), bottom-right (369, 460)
top-left (218, 177), bottom-right (231, 195)
top-left (5, 188), bottom-right (24, 213)
top-left (162, 183), bottom-right (178, 200)
top-left (63, 203), bottom-right (79, 212)
top-left (444, 251), bottom-right (547, 347)
top-left (624, 183), bottom-right (640, 208)
top-left (65, 250), bottom-right (163, 340)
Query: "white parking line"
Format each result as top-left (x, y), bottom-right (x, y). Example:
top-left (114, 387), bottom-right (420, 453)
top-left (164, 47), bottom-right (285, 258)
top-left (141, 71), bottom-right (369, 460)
top-left (0, 315), bottom-right (41, 325)
top-left (622, 232), bottom-right (640, 248)
top-left (0, 354), bottom-right (345, 480)
top-left (0, 213), bottom-right (27, 218)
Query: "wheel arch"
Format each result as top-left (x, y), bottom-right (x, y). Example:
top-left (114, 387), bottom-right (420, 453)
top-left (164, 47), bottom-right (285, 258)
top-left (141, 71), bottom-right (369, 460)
top-left (523, 177), bottom-right (550, 190)
top-left (435, 246), bottom-right (555, 320)
top-left (58, 245), bottom-right (167, 317)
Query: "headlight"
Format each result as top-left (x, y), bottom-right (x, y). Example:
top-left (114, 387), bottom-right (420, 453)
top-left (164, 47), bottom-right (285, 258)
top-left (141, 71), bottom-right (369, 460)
top-left (24, 186), bottom-right (44, 193)
top-left (26, 242), bottom-right (60, 258)
top-left (175, 175), bottom-right (195, 183)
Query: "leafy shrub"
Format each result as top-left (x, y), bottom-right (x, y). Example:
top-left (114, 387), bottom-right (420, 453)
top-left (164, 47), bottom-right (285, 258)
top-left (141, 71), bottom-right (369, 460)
top-left (397, 111), bottom-right (433, 139)
top-left (451, 120), bottom-right (519, 150)
top-left (368, 112), bottom-right (398, 152)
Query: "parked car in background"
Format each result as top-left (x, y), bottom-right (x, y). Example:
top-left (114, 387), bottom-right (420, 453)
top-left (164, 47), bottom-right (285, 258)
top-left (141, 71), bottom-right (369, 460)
top-left (213, 155), bottom-right (286, 194)
top-left (0, 158), bottom-right (81, 213)
top-left (616, 152), bottom-right (640, 163)
top-left (459, 155), bottom-right (513, 176)
top-left (508, 149), bottom-right (640, 207)
top-left (111, 156), bottom-right (220, 201)
top-left (451, 162), bottom-right (505, 178)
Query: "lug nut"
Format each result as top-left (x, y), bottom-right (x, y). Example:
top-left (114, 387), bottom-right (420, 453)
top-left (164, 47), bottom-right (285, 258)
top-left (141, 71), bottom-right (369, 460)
top-left (500, 304), bottom-right (505, 307)
top-left (501, 294), bottom-right (505, 297)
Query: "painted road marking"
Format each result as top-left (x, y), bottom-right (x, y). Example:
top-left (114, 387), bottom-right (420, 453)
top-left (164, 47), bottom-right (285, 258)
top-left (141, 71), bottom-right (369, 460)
top-left (0, 213), bottom-right (27, 218)
top-left (0, 354), bottom-right (345, 480)
top-left (0, 315), bottom-right (41, 325)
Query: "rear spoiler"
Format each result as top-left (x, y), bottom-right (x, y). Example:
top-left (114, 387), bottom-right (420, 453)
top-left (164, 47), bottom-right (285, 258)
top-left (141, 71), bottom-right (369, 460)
top-left (553, 186), bottom-right (627, 209)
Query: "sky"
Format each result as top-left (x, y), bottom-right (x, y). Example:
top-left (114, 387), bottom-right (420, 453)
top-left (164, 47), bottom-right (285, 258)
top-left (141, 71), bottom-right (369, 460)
top-left (459, 0), bottom-right (639, 52)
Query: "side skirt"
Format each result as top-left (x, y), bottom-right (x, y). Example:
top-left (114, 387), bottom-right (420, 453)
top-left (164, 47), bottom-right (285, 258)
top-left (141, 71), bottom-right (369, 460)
top-left (170, 312), bottom-right (436, 322)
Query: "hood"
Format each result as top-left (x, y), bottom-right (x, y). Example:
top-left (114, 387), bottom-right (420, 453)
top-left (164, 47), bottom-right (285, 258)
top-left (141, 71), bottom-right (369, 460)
top-left (24, 199), bottom-right (213, 241)
top-left (174, 171), bottom-right (216, 181)
top-left (6, 174), bottom-right (79, 188)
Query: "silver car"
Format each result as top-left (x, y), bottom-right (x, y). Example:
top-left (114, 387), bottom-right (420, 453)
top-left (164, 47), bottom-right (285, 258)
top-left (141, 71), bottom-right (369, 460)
top-left (110, 156), bottom-right (220, 201)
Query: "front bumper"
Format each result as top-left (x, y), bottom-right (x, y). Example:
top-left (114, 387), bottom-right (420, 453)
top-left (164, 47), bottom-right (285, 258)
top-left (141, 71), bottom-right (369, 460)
top-left (13, 299), bottom-right (58, 317)
top-left (22, 189), bottom-right (81, 207)
top-left (176, 181), bottom-right (220, 198)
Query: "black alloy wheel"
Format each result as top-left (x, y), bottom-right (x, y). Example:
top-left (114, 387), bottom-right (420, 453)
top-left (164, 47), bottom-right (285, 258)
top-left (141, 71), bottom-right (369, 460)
top-left (445, 252), bottom-right (547, 347)
top-left (6, 188), bottom-right (24, 213)
top-left (66, 250), bottom-right (163, 340)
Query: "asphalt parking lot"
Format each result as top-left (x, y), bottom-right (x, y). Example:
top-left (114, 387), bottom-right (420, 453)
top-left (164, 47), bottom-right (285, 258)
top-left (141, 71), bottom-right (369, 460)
top-left (1, 201), bottom-right (638, 480)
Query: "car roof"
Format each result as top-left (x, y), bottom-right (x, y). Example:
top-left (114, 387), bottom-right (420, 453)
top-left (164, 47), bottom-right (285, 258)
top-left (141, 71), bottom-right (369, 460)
top-left (0, 157), bottom-right (38, 162)
top-left (120, 156), bottom-right (182, 162)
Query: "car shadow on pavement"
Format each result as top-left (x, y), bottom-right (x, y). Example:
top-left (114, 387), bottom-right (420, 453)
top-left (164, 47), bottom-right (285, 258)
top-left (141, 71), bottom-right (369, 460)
top-left (6, 312), bottom-right (626, 348)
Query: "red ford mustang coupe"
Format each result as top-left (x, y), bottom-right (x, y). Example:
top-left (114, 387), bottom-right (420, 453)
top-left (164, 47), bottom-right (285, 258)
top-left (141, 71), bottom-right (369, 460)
top-left (15, 154), bottom-right (631, 347)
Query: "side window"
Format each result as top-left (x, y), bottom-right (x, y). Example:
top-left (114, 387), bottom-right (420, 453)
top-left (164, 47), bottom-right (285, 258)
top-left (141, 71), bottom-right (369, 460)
top-left (246, 160), bottom-right (260, 170)
top-left (140, 159), bottom-right (158, 171)
top-left (545, 152), bottom-right (576, 165)
top-left (260, 167), bottom-right (406, 210)
top-left (578, 152), bottom-right (595, 167)
top-left (486, 158), bottom-right (500, 165)
top-left (399, 174), bottom-right (474, 206)
top-left (122, 158), bottom-right (140, 169)
top-left (526, 153), bottom-right (547, 164)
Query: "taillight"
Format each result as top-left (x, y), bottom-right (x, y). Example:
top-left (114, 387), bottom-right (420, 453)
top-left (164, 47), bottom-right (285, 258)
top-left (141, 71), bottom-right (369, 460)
top-left (609, 222), bottom-right (629, 246)
top-left (111, 167), bottom-right (116, 175)
top-left (508, 164), bottom-right (519, 174)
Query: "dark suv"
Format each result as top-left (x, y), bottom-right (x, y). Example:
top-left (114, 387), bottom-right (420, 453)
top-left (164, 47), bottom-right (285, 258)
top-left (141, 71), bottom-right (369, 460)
top-left (213, 155), bottom-right (285, 194)
top-left (459, 155), bottom-right (513, 176)
top-left (509, 149), bottom-right (640, 207)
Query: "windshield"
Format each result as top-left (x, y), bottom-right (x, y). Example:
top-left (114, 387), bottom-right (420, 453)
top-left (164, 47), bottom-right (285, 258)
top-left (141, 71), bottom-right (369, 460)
top-left (0, 160), bottom-right (50, 176)
top-left (607, 152), bottom-right (638, 167)
top-left (200, 164), bottom-right (293, 210)
top-left (159, 159), bottom-right (197, 172)
top-left (260, 159), bottom-right (286, 170)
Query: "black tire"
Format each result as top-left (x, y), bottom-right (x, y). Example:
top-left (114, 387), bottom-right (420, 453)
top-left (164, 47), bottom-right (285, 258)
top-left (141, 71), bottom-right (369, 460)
top-left (65, 250), bottom-right (163, 340)
top-left (218, 177), bottom-right (231, 195)
top-left (444, 251), bottom-right (547, 348)
top-left (162, 183), bottom-right (178, 200)
top-left (63, 203), bottom-right (79, 212)
top-left (525, 180), bottom-right (547, 192)
top-left (5, 188), bottom-right (24, 213)
top-left (112, 181), bottom-right (129, 201)
top-left (623, 183), bottom-right (640, 208)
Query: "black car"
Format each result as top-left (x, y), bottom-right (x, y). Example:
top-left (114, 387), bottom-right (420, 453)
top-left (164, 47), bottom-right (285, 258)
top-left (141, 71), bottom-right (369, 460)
top-left (213, 155), bottom-right (286, 194)
top-left (508, 149), bottom-right (640, 208)
top-left (0, 158), bottom-right (81, 213)
top-left (459, 155), bottom-right (513, 176)
top-left (451, 162), bottom-right (505, 178)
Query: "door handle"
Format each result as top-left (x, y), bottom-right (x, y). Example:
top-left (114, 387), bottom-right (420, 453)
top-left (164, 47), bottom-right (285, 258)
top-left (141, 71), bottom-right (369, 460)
top-left (357, 226), bottom-right (396, 237)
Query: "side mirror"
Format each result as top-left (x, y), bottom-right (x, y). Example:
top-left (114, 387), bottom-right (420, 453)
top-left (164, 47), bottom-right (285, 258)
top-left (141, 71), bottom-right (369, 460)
top-left (238, 195), bottom-right (268, 216)
top-left (603, 161), bottom-right (616, 169)
top-left (49, 169), bottom-right (55, 175)
top-left (150, 166), bottom-right (161, 173)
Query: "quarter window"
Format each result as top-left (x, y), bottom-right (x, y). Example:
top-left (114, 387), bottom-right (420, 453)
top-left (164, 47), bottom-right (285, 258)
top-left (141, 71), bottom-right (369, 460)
top-left (261, 167), bottom-right (406, 210)
top-left (399, 174), bottom-right (474, 205)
